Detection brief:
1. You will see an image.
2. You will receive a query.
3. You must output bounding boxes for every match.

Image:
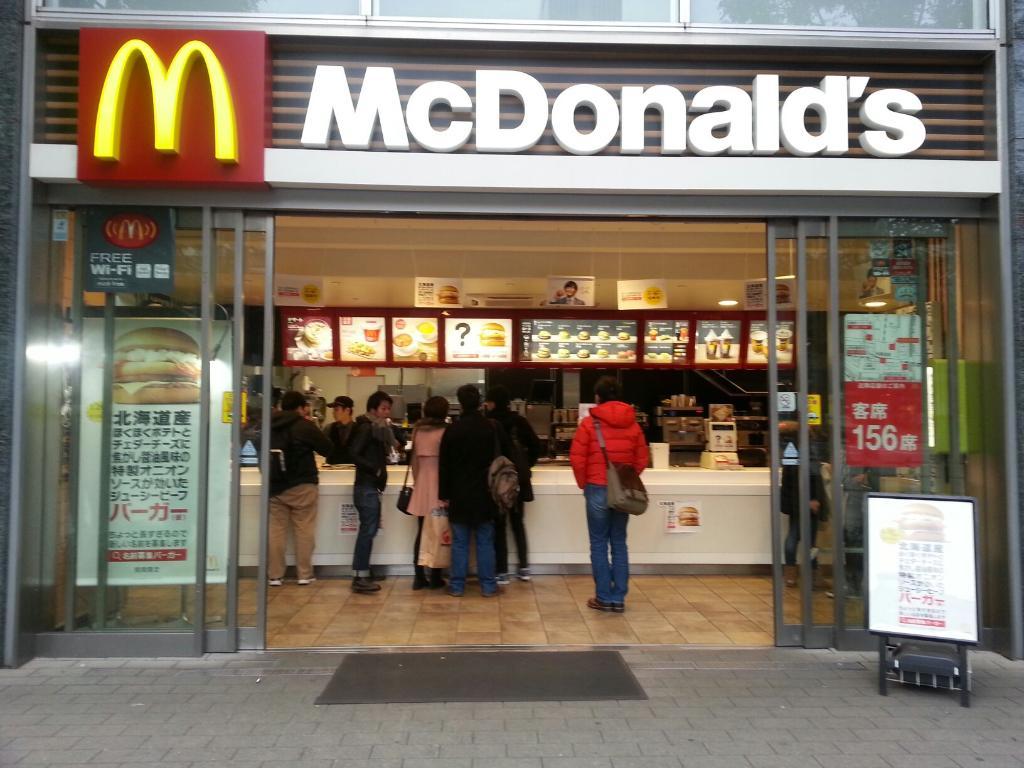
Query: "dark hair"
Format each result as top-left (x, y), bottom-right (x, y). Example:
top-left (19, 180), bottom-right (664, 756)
top-left (594, 376), bottom-right (621, 403)
top-left (280, 390), bottom-right (307, 411)
top-left (485, 385), bottom-right (511, 410)
top-left (366, 390), bottom-right (393, 412)
top-left (331, 395), bottom-right (354, 410)
top-left (563, 280), bottom-right (578, 290)
top-left (422, 395), bottom-right (450, 420)
top-left (457, 384), bottom-right (481, 411)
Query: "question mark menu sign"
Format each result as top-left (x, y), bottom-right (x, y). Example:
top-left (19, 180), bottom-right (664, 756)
top-left (443, 318), bottom-right (512, 363)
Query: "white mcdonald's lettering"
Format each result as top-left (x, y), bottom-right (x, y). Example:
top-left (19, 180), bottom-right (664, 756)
top-left (300, 67), bottom-right (927, 159)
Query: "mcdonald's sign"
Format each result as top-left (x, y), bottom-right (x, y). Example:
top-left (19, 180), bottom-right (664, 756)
top-left (78, 29), bottom-right (267, 187)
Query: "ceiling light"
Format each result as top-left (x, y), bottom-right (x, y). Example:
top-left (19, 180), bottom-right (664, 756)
top-left (718, 299), bottom-right (739, 307)
top-left (864, 300), bottom-right (887, 308)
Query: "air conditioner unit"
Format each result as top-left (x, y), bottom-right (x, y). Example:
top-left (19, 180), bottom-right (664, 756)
top-left (465, 293), bottom-right (540, 308)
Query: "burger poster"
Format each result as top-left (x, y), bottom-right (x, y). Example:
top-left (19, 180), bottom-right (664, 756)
top-left (76, 319), bottom-right (231, 586)
top-left (443, 317), bottom-right (512, 363)
top-left (867, 494), bottom-right (978, 643)
top-left (415, 277), bottom-right (463, 308)
top-left (661, 500), bottom-right (702, 533)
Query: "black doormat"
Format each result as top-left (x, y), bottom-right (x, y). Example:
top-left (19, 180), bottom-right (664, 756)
top-left (315, 650), bottom-right (647, 704)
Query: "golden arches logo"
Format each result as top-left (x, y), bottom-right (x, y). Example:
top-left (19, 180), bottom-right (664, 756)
top-left (93, 38), bottom-right (238, 164)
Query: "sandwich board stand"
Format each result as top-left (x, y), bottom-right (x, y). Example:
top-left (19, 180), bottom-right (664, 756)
top-left (865, 493), bottom-right (980, 707)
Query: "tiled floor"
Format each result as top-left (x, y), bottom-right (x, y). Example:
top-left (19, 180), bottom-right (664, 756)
top-left (264, 574), bottom-right (782, 648)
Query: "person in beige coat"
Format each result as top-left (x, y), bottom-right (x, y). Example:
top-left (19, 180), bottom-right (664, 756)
top-left (409, 396), bottom-right (450, 590)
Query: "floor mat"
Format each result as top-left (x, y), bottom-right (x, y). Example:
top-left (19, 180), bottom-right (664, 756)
top-left (314, 649), bottom-right (648, 704)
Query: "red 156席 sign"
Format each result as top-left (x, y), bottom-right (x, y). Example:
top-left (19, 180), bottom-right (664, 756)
top-left (844, 381), bottom-right (923, 467)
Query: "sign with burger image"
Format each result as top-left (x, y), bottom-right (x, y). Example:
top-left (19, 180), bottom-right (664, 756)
top-left (660, 500), bottom-right (702, 533)
top-left (444, 317), bottom-right (512, 363)
top-left (867, 494), bottom-right (978, 644)
top-left (415, 277), bottom-right (463, 308)
top-left (112, 327), bottom-right (201, 404)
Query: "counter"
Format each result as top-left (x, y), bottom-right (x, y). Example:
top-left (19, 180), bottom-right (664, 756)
top-left (239, 465), bottom-right (771, 569)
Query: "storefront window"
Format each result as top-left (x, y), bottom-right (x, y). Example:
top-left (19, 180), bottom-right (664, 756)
top-left (42, 0), bottom-right (360, 13)
top-left (375, 0), bottom-right (677, 22)
top-left (690, 0), bottom-right (987, 29)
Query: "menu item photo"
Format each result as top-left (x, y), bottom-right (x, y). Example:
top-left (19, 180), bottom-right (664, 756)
top-left (415, 277), bottom-right (463, 308)
top-left (747, 320), bottom-right (795, 364)
top-left (285, 313), bottom-right (335, 363)
top-left (444, 318), bottom-right (512, 363)
top-left (112, 326), bottom-right (201, 404)
top-left (643, 319), bottom-right (689, 364)
top-left (392, 317), bottom-right (439, 362)
top-left (694, 319), bottom-right (742, 365)
top-left (339, 316), bottom-right (387, 362)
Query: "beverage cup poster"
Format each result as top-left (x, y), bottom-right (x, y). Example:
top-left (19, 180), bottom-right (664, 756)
top-left (694, 319), bottom-right (742, 365)
top-left (643, 319), bottom-right (689, 364)
top-left (867, 494), bottom-right (978, 643)
top-left (391, 317), bottom-right (439, 362)
top-left (661, 500), bottom-right (702, 533)
top-left (76, 319), bottom-right (231, 586)
top-left (339, 316), bottom-right (387, 362)
top-left (747, 320), bottom-right (795, 365)
top-left (443, 317), bottom-right (512, 363)
top-left (546, 276), bottom-right (595, 306)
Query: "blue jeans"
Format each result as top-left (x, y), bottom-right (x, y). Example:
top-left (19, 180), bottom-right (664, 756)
top-left (352, 484), bottom-right (381, 576)
top-left (449, 521), bottom-right (497, 595)
top-left (584, 484), bottom-right (629, 604)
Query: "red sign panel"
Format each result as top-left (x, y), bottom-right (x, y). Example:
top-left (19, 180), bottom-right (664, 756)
top-left (844, 381), bottom-right (924, 467)
top-left (77, 28), bottom-right (267, 188)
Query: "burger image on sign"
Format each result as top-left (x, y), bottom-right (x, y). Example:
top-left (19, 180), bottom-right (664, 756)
top-left (479, 322), bottom-right (506, 347)
top-left (897, 502), bottom-right (945, 543)
top-left (112, 327), bottom-right (201, 404)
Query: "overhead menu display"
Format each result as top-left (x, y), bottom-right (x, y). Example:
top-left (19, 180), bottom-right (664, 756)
top-left (339, 316), bottom-right (387, 362)
top-left (444, 318), bottom-right (512, 363)
top-left (694, 319), bottom-right (742, 365)
top-left (747, 320), bottom-right (795, 365)
top-left (643, 320), bottom-right (689, 364)
top-left (284, 313), bottom-right (334, 363)
top-left (520, 319), bottom-right (637, 363)
top-left (391, 317), bottom-right (439, 362)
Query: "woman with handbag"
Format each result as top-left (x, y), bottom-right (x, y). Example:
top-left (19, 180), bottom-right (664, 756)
top-left (570, 377), bottom-right (649, 613)
top-left (408, 396), bottom-right (450, 590)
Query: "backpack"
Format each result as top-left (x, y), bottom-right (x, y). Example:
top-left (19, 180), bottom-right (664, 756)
top-left (487, 426), bottom-right (519, 512)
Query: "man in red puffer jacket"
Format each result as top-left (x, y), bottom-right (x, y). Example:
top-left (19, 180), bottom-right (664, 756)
top-left (570, 377), bottom-right (648, 613)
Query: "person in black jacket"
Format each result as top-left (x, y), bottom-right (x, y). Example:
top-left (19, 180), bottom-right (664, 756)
top-left (439, 384), bottom-right (514, 597)
top-left (347, 390), bottom-right (397, 593)
top-left (268, 391), bottom-right (333, 586)
top-left (322, 395), bottom-right (355, 464)
top-left (779, 421), bottom-right (826, 588)
top-left (485, 385), bottom-right (542, 584)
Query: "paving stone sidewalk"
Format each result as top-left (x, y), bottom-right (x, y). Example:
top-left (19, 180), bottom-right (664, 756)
top-left (2, 647), bottom-right (1023, 768)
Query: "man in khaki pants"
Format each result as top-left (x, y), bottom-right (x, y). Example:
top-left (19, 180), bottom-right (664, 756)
top-left (268, 391), bottom-right (333, 586)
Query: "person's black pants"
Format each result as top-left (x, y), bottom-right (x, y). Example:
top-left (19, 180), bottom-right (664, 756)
top-left (495, 501), bottom-right (528, 574)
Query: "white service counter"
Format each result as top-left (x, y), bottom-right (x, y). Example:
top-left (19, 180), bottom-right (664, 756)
top-left (240, 465), bottom-right (771, 569)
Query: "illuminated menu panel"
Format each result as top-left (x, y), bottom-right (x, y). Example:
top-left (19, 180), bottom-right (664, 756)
top-left (521, 319), bottom-right (637, 363)
top-left (642, 319), bottom-right (689, 364)
top-left (747, 320), bottom-right (795, 365)
top-left (443, 318), bottom-right (513, 363)
top-left (391, 316), bottom-right (439, 362)
top-left (694, 319), bottom-right (742, 365)
top-left (339, 316), bottom-right (387, 362)
top-left (284, 313), bottom-right (334, 363)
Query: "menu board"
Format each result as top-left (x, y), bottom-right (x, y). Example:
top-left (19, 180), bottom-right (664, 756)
top-left (747, 320), bottom-right (795, 365)
top-left (867, 494), bottom-right (978, 643)
top-left (391, 317), bottom-right (439, 362)
top-left (444, 317), bottom-right (513, 363)
top-left (338, 315), bottom-right (387, 362)
top-left (643, 320), bottom-right (689, 365)
top-left (284, 313), bottom-right (335, 363)
top-left (694, 319), bottom-right (742, 365)
top-left (520, 319), bottom-right (637, 363)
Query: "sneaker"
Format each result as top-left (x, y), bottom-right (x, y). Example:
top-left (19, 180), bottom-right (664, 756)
top-left (516, 568), bottom-right (532, 582)
top-left (268, 578), bottom-right (282, 587)
top-left (297, 578), bottom-right (316, 586)
top-left (351, 577), bottom-right (381, 593)
top-left (496, 573), bottom-right (511, 586)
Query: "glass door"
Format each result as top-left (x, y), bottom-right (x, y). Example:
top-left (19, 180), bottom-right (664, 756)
top-left (770, 219), bottom-right (834, 648)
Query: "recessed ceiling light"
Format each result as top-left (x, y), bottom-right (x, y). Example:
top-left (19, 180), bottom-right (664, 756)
top-left (718, 299), bottom-right (739, 307)
top-left (864, 300), bottom-right (887, 308)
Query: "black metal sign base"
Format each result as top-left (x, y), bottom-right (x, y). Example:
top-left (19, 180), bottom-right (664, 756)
top-left (877, 634), bottom-right (971, 707)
